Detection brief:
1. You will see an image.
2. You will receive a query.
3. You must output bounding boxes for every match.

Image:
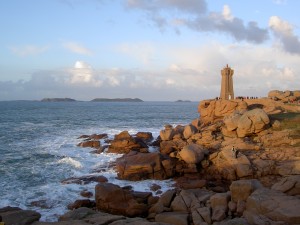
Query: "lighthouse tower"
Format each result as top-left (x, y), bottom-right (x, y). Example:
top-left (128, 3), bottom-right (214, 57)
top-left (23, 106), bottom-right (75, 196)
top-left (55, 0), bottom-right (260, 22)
top-left (220, 64), bottom-right (234, 100)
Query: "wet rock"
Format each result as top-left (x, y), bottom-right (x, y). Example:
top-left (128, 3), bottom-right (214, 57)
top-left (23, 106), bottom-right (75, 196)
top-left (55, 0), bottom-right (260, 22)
top-left (150, 184), bottom-right (162, 192)
top-left (80, 190), bottom-right (93, 198)
top-left (77, 140), bottom-right (100, 148)
top-left (108, 131), bottom-right (148, 154)
top-left (0, 206), bottom-right (41, 225)
top-left (61, 175), bottom-right (108, 185)
top-left (135, 132), bottom-right (153, 142)
top-left (67, 199), bottom-right (96, 210)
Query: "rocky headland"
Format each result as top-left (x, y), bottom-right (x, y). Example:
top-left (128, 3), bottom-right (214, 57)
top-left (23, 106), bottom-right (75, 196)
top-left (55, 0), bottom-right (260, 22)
top-left (1, 90), bottom-right (300, 225)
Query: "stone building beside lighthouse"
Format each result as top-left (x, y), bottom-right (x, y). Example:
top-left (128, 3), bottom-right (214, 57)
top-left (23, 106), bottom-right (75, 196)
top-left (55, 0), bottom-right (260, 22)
top-left (220, 64), bottom-right (234, 100)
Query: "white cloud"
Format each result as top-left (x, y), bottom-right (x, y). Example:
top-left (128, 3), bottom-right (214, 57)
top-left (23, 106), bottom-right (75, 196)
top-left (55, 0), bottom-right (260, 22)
top-left (1, 41), bottom-right (300, 101)
top-left (269, 16), bottom-right (300, 55)
top-left (63, 42), bottom-right (93, 55)
top-left (9, 45), bottom-right (49, 57)
top-left (269, 16), bottom-right (293, 36)
top-left (68, 61), bottom-right (102, 86)
top-left (222, 5), bottom-right (233, 21)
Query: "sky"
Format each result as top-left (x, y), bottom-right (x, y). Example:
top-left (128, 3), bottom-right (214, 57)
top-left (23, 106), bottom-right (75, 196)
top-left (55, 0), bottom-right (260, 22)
top-left (0, 0), bottom-right (300, 101)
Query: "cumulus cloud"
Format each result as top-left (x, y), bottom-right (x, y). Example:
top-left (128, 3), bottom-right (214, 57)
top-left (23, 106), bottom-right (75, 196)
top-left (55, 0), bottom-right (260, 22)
top-left (125, 1), bottom-right (269, 43)
top-left (63, 42), bottom-right (93, 55)
top-left (269, 16), bottom-right (300, 55)
top-left (9, 45), bottom-right (49, 57)
top-left (68, 61), bottom-right (102, 86)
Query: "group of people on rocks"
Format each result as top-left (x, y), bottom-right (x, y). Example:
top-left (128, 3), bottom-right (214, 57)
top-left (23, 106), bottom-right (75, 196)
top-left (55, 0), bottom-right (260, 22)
top-left (235, 96), bottom-right (258, 100)
top-left (215, 96), bottom-right (259, 100)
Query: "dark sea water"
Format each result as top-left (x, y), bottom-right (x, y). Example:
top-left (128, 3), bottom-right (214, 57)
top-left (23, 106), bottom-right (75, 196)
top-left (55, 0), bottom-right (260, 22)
top-left (0, 101), bottom-right (199, 221)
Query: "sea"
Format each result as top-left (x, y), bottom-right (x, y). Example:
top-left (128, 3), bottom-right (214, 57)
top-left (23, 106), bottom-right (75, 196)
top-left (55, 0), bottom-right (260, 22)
top-left (0, 100), bottom-right (199, 221)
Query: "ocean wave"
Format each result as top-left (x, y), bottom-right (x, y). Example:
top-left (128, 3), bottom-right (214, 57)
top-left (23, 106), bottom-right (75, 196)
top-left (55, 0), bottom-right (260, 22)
top-left (58, 157), bottom-right (83, 169)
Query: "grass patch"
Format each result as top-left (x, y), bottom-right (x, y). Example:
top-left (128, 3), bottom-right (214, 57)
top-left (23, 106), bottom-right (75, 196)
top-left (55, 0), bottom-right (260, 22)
top-left (269, 113), bottom-right (300, 130)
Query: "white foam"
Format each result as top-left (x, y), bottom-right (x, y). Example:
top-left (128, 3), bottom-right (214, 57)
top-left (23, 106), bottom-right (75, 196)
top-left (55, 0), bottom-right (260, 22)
top-left (58, 157), bottom-right (83, 169)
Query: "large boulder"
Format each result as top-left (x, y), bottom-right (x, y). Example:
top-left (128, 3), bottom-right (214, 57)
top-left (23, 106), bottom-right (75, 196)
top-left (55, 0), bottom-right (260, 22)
top-left (210, 193), bottom-right (231, 222)
top-left (95, 183), bottom-right (149, 217)
top-left (268, 90), bottom-right (300, 102)
top-left (236, 108), bottom-right (270, 137)
top-left (160, 124), bottom-right (175, 141)
top-left (230, 179), bottom-right (262, 202)
top-left (135, 132), bottom-right (153, 142)
top-left (155, 212), bottom-right (189, 225)
top-left (107, 131), bottom-right (148, 154)
top-left (271, 175), bottom-right (300, 196)
top-left (77, 140), bottom-right (100, 148)
top-left (244, 188), bottom-right (300, 225)
top-left (58, 207), bottom-right (169, 225)
top-left (183, 124), bottom-right (198, 139)
top-left (116, 151), bottom-right (176, 180)
top-left (223, 113), bottom-right (242, 131)
top-left (206, 148), bottom-right (253, 180)
top-left (178, 144), bottom-right (206, 164)
top-left (0, 206), bottom-right (41, 225)
top-left (198, 99), bottom-right (248, 124)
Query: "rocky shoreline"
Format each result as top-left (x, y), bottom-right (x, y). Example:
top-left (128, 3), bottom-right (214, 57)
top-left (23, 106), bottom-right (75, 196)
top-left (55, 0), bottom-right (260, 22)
top-left (1, 90), bottom-right (300, 225)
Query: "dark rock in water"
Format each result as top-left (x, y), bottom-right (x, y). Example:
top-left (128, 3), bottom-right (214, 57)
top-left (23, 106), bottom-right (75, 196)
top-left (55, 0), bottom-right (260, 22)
top-left (108, 131), bottom-right (149, 154)
top-left (0, 206), bottom-right (41, 225)
top-left (61, 175), bottom-right (108, 185)
top-left (77, 140), bottom-right (100, 148)
top-left (89, 145), bottom-right (107, 154)
top-left (78, 133), bottom-right (108, 140)
top-left (41, 98), bottom-right (76, 102)
top-left (91, 98), bottom-right (143, 102)
top-left (80, 190), bottom-right (93, 198)
top-left (78, 135), bottom-right (90, 139)
top-left (135, 132), bottom-right (153, 142)
top-left (30, 200), bottom-right (53, 209)
top-left (150, 184), bottom-right (162, 192)
top-left (67, 199), bottom-right (96, 210)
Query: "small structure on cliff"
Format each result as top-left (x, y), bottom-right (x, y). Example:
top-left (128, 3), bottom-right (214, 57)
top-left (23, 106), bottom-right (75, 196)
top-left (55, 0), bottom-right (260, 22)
top-left (220, 64), bottom-right (234, 100)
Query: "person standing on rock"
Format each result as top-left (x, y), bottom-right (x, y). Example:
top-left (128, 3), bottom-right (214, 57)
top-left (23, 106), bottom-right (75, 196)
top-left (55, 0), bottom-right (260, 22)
top-left (231, 146), bottom-right (239, 158)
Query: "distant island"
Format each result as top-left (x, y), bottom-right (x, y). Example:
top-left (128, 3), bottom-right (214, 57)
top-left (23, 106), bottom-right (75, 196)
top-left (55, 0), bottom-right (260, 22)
top-left (175, 100), bottom-right (192, 102)
top-left (41, 98), bottom-right (77, 102)
top-left (91, 98), bottom-right (143, 102)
